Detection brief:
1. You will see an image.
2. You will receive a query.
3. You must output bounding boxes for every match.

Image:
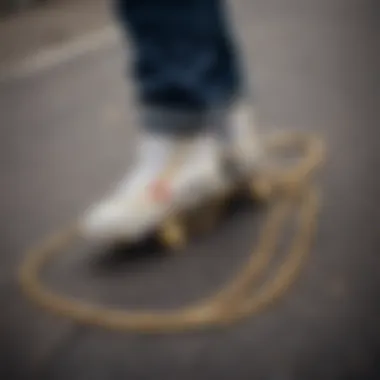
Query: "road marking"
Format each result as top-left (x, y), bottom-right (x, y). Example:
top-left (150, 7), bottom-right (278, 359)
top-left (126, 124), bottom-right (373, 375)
top-left (0, 25), bottom-right (120, 82)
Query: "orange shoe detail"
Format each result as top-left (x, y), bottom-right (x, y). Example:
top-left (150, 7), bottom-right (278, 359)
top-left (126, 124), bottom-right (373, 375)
top-left (148, 179), bottom-right (172, 203)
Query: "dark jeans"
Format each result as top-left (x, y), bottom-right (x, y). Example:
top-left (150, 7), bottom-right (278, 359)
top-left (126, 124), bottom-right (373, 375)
top-left (114, 0), bottom-right (244, 135)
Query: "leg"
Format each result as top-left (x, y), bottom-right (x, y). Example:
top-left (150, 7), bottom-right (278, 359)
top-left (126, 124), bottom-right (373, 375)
top-left (81, 0), bottom-right (260, 243)
top-left (114, 0), bottom-right (243, 135)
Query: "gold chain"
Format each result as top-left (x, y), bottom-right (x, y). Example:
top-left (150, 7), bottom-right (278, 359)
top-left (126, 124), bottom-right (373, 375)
top-left (17, 131), bottom-right (325, 333)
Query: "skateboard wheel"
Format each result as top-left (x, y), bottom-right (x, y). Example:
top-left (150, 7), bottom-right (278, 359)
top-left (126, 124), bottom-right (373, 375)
top-left (159, 218), bottom-right (187, 250)
top-left (250, 178), bottom-right (273, 202)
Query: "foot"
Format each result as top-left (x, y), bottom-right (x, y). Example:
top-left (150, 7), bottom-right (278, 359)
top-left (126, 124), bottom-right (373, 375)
top-left (218, 103), bottom-right (263, 178)
top-left (80, 132), bottom-right (226, 243)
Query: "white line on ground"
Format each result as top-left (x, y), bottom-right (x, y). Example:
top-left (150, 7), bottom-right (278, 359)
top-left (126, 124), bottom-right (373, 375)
top-left (0, 25), bottom-right (120, 82)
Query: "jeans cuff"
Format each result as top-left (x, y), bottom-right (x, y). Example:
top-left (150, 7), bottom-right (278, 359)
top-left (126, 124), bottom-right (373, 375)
top-left (140, 106), bottom-right (207, 137)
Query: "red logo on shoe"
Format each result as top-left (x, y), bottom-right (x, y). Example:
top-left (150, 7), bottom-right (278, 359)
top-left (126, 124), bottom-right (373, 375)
top-left (149, 179), bottom-right (172, 203)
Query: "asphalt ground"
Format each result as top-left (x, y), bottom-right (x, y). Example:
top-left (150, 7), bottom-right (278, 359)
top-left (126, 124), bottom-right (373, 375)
top-left (0, 0), bottom-right (378, 379)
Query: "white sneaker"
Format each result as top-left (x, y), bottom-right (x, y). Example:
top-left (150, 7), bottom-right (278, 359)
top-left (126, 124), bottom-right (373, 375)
top-left (218, 104), bottom-right (263, 178)
top-left (80, 132), bottom-right (227, 243)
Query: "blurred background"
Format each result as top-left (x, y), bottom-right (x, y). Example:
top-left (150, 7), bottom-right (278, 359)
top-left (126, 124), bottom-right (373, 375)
top-left (0, 0), bottom-right (378, 379)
